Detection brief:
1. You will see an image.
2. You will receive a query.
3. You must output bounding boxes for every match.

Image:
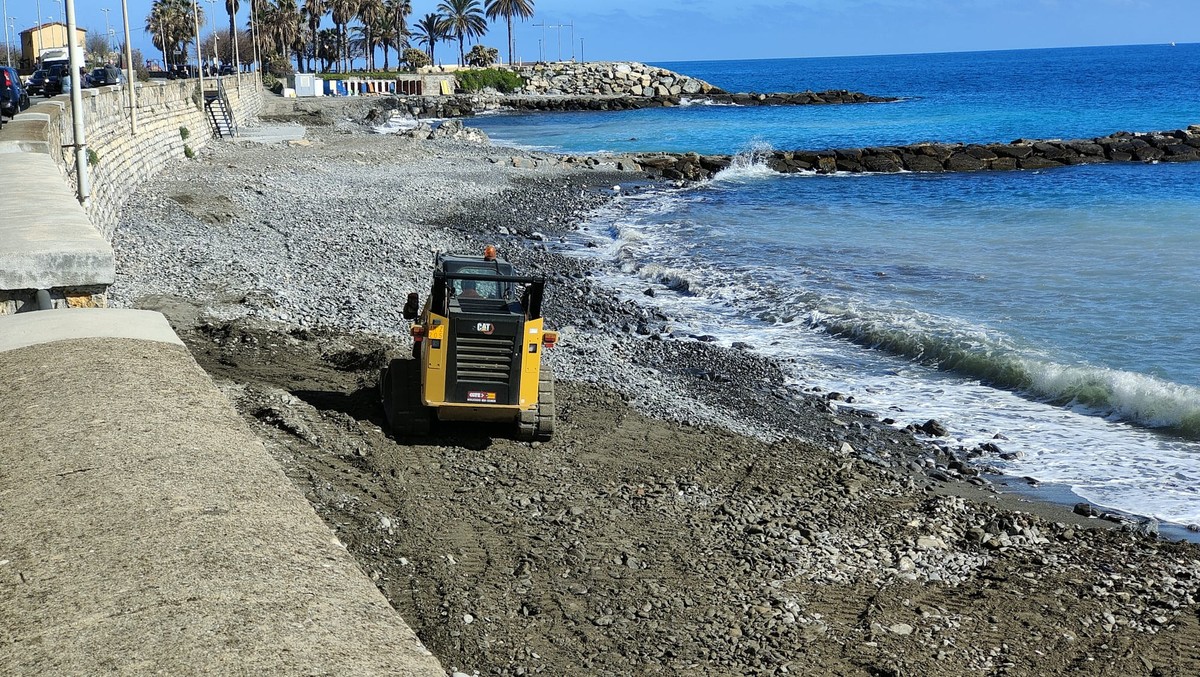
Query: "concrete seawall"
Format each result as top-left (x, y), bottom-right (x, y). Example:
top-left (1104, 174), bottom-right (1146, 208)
top-left (1, 76), bottom-right (262, 313)
top-left (0, 81), bottom-right (445, 675)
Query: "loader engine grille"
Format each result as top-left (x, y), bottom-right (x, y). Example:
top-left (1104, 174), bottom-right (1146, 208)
top-left (455, 335), bottom-right (515, 383)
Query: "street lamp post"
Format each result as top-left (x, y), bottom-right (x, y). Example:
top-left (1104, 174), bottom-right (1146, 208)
top-left (34, 0), bottom-right (43, 55)
top-left (120, 0), bottom-right (136, 133)
top-left (65, 0), bottom-right (89, 206)
top-left (100, 7), bottom-right (111, 56)
top-left (2, 0), bottom-right (11, 68)
top-left (203, 0), bottom-right (216, 69)
top-left (192, 0), bottom-right (203, 92)
top-left (250, 0), bottom-right (261, 88)
top-left (232, 0), bottom-right (241, 86)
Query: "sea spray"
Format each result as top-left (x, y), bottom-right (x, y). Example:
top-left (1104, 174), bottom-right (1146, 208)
top-left (712, 141), bottom-right (779, 182)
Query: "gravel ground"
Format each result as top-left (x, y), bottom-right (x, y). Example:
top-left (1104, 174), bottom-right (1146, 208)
top-left (111, 105), bottom-right (1200, 676)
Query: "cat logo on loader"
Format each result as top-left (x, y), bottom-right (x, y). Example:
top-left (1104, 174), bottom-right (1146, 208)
top-left (380, 247), bottom-right (558, 441)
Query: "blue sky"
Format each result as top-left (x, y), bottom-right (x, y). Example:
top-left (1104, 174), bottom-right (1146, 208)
top-left (6, 0), bottom-right (1198, 64)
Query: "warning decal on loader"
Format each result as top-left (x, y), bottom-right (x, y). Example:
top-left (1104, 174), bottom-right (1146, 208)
top-left (468, 391), bottom-right (497, 403)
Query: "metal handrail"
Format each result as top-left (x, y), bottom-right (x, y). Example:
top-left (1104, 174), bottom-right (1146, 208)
top-left (215, 77), bottom-right (238, 138)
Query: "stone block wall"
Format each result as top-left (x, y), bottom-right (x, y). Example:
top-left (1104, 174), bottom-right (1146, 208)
top-left (0, 76), bottom-right (262, 314)
top-left (55, 77), bottom-right (263, 238)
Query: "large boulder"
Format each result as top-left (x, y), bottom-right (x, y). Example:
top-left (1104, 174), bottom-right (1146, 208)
top-left (989, 143), bottom-right (1034, 159)
top-left (1019, 156), bottom-right (1062, 170)
top-left (902, 154), bottom-right (945, 172)
top-left (946, 153), bottom-right (986, 171)
top-left (861, 153), bottom-right (902, 173)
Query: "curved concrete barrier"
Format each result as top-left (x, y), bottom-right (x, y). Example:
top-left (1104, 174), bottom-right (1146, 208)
top-left (0, 310), bottom-right (444, 675)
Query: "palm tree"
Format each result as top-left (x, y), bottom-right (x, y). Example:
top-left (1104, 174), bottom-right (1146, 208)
top-left (412, 12), bottom-right (448, 64)
top-left (375, 19), bottom-right (398, 71)
top-left (256, 0), bottom-right (302, 72)
top-left (302, 0), bottom-right (324, 71)
top-left (316, 27), bottom-right (339, 71)
top-left (225, 0), bottom-right (240, 67)
top-left (484, 0), bottom-right (532, 66)
top-left (382, 0), bottom-right (412, 70)
top-left (357, 0), bottom-right (385, 71)
top-left (145, 0), bottom-right (202, 71)
top-left (329, 0), bottom-right (357, 72)
top-left (437, 0), bottom-right (487, 67)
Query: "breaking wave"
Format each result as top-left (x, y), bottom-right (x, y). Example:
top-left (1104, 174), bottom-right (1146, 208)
top-left (712, 142), bottom-right (780, 182)
top-left (796, 303), bottom-right (1200, 438)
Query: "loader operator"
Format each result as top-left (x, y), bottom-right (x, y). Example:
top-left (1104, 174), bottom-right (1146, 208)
top-left (459, 280), bottom-right (483, 298)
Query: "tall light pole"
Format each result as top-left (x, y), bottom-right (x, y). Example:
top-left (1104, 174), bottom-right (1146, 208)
top-left (34, 0), bottom-right (43, 56)
top-left (65, 0), bottom-right (89, 206)
top-left (100, 7), bottom-right (111, 55)
top-left (533, 21), bottom-right (547, 62)
top-left (2, 0), bottom-right (11, 68)
top-left (192, 0), bottom-right (203, 91)
top-left (250, 0), bottom-right (261, 88)
top-left (203, 0), bottom-right (215, 69)
top-left (232, 0), bottom-right (241, 85)
top-left (120, 0), bottom-right (136, 133)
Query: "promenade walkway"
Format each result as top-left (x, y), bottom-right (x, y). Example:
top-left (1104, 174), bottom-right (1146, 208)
top-left (0, 309), bottom-right (443, 675)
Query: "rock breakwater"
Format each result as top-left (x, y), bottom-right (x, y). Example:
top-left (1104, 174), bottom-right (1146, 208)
top-left (517, 61), bottom-right (715, 98)
top-left (516, 60), bottom-right (896, 105)
top-left (614, 125), bottom-right (1200, 180)
top-left (362, 61), bottom-right (895, 120)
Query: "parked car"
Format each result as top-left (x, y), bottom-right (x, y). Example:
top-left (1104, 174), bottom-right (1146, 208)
top-left (43, 64), bottom-right (66, 96)
top-left (26, 69), bottom-right (46, 96)
top-left (89, 66), bottom-right (124, 87)
top-left (0, 66), bottom-right (30, 119)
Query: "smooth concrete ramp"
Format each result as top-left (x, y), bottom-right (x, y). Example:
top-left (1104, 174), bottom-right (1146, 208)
top-left (0, 308), bottom-right (183, 353)
top-left (0, 153), bottom-right (114, 291)
top-left (0, 318), bottom-right (443, 675)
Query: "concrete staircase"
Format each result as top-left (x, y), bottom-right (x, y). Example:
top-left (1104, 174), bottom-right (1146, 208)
top-left (204, 84), bottom-right (237, 139)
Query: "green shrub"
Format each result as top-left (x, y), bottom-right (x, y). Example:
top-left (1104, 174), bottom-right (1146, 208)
top-left (184, 145), bottom-right (195, 159)
top-left (456, 68), bottom-right (525, 93)
top-left (266, 55), bottom-right (294, 78)
top-left (262, 71), bottom-right (281, 93)
top-left (179, 126), bottom-right (190, 141)
top-left (466, 45), bottom-right (499, 68)
top-left (86, 148), bottom-right (99, 166)
top-left (403, 48), bottom-right (430, 71)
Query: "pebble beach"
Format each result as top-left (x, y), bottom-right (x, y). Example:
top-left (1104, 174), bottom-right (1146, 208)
top-left (107, 98), bottom-right (1200, 676)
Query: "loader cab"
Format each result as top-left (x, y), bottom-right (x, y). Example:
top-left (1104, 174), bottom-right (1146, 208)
top-left (427, 253), bottom-right (545, 321)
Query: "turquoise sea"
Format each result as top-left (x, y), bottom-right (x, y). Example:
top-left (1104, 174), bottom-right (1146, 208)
top-left (468, 44), bottom-right (1200, 525)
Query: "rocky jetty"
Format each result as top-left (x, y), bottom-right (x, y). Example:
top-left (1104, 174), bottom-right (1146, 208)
top-left (517, 61), bottom-right (716, 98)
top-left (362, 61), bottom-right (894, 119)
top-left (614, 125), bottom-right (1200, 180)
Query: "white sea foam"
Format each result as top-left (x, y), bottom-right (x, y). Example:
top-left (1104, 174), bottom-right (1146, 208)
top-left (562, 187), bottom-right (1200, 525)
top-left (712, 142), bottom-right (778, 182)
top-left (370, 112), bottom-right (420, 134)
top-left (678, 97), bottom-right (739, 107)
